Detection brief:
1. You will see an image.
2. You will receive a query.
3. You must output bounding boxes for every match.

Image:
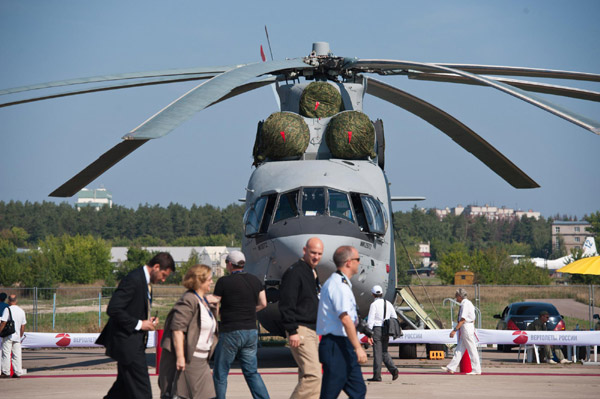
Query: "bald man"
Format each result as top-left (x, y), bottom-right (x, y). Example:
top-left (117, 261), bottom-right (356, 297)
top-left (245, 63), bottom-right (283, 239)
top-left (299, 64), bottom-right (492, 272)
top-left (279, 237), bottom-right (324, 399)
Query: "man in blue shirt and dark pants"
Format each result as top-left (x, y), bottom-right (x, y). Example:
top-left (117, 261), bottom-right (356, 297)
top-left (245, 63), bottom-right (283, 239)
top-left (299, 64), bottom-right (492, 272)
top-left (316, 245), bottom-right (367, 399)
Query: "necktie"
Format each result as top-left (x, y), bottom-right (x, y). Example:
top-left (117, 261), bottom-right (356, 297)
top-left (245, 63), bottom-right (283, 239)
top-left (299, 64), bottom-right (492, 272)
top-left (147, 284), bottom-right (152, 319)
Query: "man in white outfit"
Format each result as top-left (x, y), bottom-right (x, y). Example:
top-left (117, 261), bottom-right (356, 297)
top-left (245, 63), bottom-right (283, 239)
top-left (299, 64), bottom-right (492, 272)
top-left (441, 288), bottom-right (481, 375)
top-left (0, 294), bottom-right (27, 378)
top-left (366, 285), bottom-right (399, 382)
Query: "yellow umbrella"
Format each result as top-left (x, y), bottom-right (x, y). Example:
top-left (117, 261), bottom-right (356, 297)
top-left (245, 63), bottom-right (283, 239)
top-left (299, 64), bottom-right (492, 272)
top-left (557, 256), bottom-right (600, 275)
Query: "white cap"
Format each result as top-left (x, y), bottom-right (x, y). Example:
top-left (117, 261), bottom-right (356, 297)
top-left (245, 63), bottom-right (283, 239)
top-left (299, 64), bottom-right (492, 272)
top-left (226, 250), bottom-right (246, 267)
top-left (371, 285), bottom-right (383, 295)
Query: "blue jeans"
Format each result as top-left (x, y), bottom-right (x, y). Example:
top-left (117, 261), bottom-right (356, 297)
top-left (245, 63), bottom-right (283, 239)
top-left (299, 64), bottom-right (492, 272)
top-left (212, 329), bottom-right (269, 399)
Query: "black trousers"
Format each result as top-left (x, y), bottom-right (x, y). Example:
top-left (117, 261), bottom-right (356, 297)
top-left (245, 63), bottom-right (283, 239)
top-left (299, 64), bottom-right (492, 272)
top-left (105, 352), bottom-right (152, 399)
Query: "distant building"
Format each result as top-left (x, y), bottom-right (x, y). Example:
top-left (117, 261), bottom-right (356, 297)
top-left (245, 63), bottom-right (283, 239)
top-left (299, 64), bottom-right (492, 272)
top-left (76, 188), bottom-right (112, 210)
top-left (434, 204), bottom-right (540, 221)
top-left (551, 221), bottom-right (592, 254)
top-left (417, 242), bottom-right (431, 267)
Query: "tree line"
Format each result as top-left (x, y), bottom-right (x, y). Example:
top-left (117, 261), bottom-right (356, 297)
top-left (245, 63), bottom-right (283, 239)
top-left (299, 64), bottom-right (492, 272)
top-left (0, 201), bottom-right (244, 245)
top-left (0, 201), bottom-right (598, 287)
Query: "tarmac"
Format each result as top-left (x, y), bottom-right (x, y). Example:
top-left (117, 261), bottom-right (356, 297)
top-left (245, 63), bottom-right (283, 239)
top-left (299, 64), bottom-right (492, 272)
top-left (2, 345), bottom-right (599, 398)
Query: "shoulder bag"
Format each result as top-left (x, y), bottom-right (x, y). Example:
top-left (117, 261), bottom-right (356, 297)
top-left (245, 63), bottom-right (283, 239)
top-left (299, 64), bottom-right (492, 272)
top-left (0, 308), bottom-right (16, 338)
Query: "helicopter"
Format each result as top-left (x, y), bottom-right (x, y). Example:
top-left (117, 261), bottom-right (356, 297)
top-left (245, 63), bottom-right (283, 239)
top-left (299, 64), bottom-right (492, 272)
top-left (2, 42), bottom-right (599, 336)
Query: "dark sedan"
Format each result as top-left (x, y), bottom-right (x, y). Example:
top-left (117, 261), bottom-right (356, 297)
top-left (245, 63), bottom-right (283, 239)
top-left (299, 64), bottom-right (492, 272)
top-left (493, 301), bottom-right (565, 351)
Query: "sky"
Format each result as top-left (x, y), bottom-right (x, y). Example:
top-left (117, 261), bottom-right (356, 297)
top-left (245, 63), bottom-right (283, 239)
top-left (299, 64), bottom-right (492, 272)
top-left (1, 0), bottom-right (599, 219)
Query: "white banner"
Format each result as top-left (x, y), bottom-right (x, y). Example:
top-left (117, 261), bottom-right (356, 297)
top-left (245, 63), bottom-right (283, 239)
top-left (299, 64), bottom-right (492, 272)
top-left (19, 329), bottom-right (600, 348)
top-left (21, 332), bottom-right (156, 349)
top-left (359, 329), bottom-right (600, 346)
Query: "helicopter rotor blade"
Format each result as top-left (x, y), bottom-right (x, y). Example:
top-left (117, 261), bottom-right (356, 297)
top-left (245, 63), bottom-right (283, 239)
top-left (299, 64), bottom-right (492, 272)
top-left (354, 59), bottom-right (600, 135)
top-left (364, 76), bottom-right (539, 189)
top-left (432, 64), bottom-right (600, 83)
top-left (407, 72), bottom-right (600, 102)
top-left (49, 139), bottom-right (149, 197)
top-left (124, 59), bottom-right (311, 140)
top-left (0, 73), bottom-right (219, 108)
top-left (48, 76), bottom-right (280, 197)
top-left (0, 66), bottom-right (236, 96)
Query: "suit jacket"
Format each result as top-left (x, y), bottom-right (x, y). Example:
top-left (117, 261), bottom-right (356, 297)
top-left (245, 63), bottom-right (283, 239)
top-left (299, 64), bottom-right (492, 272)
top-left (96, 266), bottom-right (149, 363)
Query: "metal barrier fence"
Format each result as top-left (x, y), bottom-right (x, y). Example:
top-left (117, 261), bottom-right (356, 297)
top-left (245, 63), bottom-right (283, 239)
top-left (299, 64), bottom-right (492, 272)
top-left (0, 285), bottom-right (186, 333)
top-left (1, 284), bottom-right (598, 333)
top-left (402, 284), bottom-right (600, 331)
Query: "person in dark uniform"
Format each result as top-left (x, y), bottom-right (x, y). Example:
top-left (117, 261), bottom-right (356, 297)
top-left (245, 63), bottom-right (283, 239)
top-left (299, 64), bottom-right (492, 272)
top-left (97, 252), bottom-right (174, 399)
top-left (527, 310), bottom-right (571, 364)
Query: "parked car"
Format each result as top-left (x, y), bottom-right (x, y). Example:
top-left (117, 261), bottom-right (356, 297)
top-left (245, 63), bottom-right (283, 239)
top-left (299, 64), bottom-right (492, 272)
top-left (493, 301), bottom-right (565, 351)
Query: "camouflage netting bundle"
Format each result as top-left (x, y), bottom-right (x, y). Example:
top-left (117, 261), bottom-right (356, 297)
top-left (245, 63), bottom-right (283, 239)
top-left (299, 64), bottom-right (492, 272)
top-left (325, 111), bottom-right (376, 159)
top-left (299, 82), bottom-right (344, 118)
top-left (254, 112), bottom-right (310, 162)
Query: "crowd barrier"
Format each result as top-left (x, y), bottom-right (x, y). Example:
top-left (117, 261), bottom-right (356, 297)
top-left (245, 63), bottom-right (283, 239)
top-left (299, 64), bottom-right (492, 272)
top-left (20, 329), bottom-right (600, 349)
top-left (21, 332), bottom-right (156, 349)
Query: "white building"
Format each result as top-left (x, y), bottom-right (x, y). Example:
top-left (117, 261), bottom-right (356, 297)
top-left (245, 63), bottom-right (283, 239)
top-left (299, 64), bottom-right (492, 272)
top-left (76, 188), bottom-right (112, 210)
top-left (434, 204), bottom-right (540, 221)
top-left (110, 246), bottom-right (237, 277)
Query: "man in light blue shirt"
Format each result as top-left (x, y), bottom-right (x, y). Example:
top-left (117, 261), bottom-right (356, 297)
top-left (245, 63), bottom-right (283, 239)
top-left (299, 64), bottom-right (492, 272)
top-left (317, 245), bottom-right (367, 399)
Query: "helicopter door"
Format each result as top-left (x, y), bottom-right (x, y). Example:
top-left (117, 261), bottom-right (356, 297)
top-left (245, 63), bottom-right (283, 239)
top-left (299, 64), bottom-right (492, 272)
top-left (360, 196), bottom-right (387, 235)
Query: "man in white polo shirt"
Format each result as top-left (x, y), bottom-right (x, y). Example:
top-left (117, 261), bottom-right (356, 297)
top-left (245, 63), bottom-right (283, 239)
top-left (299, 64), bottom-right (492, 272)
top-left (0, 294), bottom-right (27, 378)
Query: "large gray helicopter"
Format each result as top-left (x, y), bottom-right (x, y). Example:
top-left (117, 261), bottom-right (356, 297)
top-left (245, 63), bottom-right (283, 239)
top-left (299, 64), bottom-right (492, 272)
top-left (2, 42), bottom-right (599, 336)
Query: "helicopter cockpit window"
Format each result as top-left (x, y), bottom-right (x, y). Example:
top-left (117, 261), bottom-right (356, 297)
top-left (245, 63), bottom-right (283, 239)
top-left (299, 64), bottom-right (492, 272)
top-left (301, 187), bottom-right (325, 216)
top-left (244, 197), bottom-right (265, 237)
top-left (328, 189), bottom-right (354, 222)
top-left (360, 196), bottom-right (386, 235)
top-left (244, 194), bottom-right (276, 237)
top-left (273, 190), bottom-right (299, 223)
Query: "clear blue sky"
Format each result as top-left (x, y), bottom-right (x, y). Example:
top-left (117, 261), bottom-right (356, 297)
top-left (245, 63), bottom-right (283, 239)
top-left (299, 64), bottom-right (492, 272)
top-left (1, 0), bottom-right (599, 218)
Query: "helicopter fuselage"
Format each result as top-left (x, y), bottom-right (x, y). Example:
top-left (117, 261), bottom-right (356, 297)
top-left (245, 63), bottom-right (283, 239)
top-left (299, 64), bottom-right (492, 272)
top-left (240, 78), bottom-right (397, 335)
top-left (242, 158), bottom-right (397, 336)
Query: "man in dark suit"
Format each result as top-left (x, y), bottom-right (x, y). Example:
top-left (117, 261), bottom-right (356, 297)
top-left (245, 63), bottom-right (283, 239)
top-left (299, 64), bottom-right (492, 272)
top-left (97, 252), bottom-right (175, 399)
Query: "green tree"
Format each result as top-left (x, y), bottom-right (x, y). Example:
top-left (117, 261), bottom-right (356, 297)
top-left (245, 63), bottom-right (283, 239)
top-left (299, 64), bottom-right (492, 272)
top-left (34, 234), bottom-right (112, 284)
top-left (585, 211), bottom-right (600, 251)
top-left (0, 227), bottom-right (30, 247)
top-left (0, 238), bottom-right (27, 286)
top-left (114, 247), bottom-right (155, 281)
top-left (436, 243), bottom-right (470, 284)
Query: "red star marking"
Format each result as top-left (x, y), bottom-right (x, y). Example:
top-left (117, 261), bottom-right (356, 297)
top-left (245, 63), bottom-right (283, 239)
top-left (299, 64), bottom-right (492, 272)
top-left (348, 131), bottom-right (352, 143)
top-left (315, 101), bottom-right (320, 110)
top-left (280, 131), bottom-right (286, 142)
